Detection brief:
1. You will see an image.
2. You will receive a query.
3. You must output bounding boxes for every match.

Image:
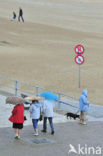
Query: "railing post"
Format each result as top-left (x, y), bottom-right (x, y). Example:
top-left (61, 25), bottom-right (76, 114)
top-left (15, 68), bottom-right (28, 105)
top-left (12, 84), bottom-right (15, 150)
top-left (35, 86), bottom-right (39, 96)
top-left (15, 80), bottom-right (18, 96)
top-left (57, 93), bottom-right (62, 110)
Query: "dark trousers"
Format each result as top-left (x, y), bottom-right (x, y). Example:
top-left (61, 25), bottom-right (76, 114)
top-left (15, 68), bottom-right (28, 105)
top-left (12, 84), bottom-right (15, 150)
top-left (43, 117), bottom-right (54, 132)
top-left (18, 15), bottom-right (24, 22)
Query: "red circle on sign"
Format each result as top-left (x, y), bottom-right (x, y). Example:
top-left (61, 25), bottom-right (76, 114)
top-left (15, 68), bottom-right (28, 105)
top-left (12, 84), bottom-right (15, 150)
top-left (75, 55), bottom-right (84, 65)
top-left (74, 45), bottom-right (84, 55)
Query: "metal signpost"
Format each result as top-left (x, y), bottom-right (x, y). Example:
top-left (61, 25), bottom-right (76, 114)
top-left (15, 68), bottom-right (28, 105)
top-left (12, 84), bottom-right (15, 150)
top-left (74, 45), bottom-right (85, 88)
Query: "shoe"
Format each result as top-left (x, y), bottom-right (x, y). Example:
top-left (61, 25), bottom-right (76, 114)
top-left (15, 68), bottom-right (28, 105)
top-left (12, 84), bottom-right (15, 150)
top-left (51, 131), bottom-right (54, 135)
top-left (41, 130), bottom-right (46, 133)
top-left (82, 122), bottom-right (87, 125)
top-left (14, 136), bottom-right (18, 139)
top-left (18, 136), bottom-right (20, 139)
top-left (34, 133), bottom-right (39, 136)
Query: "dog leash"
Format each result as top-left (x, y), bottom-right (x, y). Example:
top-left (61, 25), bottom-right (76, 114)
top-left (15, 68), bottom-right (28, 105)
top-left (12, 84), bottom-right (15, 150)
top-left (75, 109), bottom-right (80, 114)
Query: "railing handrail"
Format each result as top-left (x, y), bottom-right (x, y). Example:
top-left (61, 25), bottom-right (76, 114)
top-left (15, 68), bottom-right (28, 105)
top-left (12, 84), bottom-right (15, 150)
top-left (0, 75), bottom-right (78, 100)
top-left (0, 75), bottom-right (79, 110)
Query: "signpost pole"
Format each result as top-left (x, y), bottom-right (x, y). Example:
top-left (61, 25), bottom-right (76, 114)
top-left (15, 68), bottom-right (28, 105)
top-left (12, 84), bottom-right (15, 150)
top-left (74, 44), bottom-right (85, 89)
top-left (79, 65), bottom-right (80, 88)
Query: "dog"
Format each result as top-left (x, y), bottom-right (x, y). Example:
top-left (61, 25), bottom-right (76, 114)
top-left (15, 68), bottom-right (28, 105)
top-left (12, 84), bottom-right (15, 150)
top-left (65, 112), bottom-right (80, 120)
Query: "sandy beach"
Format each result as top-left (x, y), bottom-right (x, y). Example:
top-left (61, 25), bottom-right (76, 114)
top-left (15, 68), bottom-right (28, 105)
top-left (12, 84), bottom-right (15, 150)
top-left (0, 0), bottom-right (103, 105)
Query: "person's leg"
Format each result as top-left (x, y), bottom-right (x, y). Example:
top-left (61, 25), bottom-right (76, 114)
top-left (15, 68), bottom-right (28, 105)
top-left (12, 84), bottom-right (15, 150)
top-left (35, 119), bottom-right (38, 134)
top-left (18, 129), bottom-right (21, 138)
top-left (32, 119), bottom-right (36, 133)
top-left (82, 111), bottom-right (87, 124)
top-left (18, 16), bottom-right (20, 22)
top-left (21, 16), bottom-right (24, 22)
top-left (80, 111), bottom-right (83, 124)
top-left (80, 111), bottom-right (85, 124)
top-left (48, 117), bottom-right (54, 134)
top-left (14, 128), bottom-right (18, 137)
top-left (34, 119), bottom-right (38, 135)
top-left (42, 117), bottom-right (47, 132)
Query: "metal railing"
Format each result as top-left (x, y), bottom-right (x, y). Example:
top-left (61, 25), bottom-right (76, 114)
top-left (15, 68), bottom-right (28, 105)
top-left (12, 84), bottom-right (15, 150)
top-left (0, 75), bottom-right (79, 111)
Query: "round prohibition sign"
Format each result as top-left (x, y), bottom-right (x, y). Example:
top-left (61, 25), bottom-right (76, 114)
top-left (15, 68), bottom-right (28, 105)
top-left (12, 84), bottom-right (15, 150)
top-left (75, 55), bottom-right (84, 65)
top-left (74, 45), bottom-right (84, 55)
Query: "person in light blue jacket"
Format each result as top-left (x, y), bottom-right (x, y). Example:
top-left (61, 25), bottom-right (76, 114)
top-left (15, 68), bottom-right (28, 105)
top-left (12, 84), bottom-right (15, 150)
top-left (29, 98), bottom-right (41, 136)
top-left (79, 89), bottom-right (90, 125)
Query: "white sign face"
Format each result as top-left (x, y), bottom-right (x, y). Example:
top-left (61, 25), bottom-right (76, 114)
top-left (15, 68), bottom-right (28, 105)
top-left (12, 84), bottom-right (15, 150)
top-left (75, 55), bottom-right (84, 65)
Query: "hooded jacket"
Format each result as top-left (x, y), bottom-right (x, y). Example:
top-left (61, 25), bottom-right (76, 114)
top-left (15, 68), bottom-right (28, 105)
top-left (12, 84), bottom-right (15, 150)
top-left (79, 90), bottom-right (90, 111)
top-left (29, 102), bottom-right (41, 119)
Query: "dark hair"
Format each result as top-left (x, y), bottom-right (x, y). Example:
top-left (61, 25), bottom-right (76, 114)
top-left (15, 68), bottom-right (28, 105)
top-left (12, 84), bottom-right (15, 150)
top-left (32, 100), bottom-right (38, 103)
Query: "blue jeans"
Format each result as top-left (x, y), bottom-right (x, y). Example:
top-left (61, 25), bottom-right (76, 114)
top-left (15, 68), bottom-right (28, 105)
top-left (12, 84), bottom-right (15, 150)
top-left (43, 117), bottom-right (54, 132)
top-left (32, 119), bottom-right (38, 129)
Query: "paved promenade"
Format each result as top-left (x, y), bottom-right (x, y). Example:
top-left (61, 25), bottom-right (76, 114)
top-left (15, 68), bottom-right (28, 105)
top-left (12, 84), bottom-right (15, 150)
top-left (1, 95), bottom-right (103, 156)
top-left (0, 121), bottom-right (103, 156)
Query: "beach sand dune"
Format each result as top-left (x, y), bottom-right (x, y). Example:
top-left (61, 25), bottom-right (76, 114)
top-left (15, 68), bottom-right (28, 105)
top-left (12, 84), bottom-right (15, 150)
top-left (0, 0), bottom-right (103, 105)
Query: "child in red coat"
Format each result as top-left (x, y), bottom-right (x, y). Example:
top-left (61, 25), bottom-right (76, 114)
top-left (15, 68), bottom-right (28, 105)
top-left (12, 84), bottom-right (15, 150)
top-left (9, 104), bottom-right (24, 139)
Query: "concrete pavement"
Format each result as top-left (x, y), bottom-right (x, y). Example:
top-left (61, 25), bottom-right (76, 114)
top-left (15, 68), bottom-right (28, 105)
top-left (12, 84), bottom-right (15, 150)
top-left (0, 121), bottom-right (103, 156)
top-left (1, 94), bottom-right (103, 156)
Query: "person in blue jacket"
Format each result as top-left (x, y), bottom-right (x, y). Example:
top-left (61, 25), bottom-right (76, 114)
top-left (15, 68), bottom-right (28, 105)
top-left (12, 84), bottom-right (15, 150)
top-left (28, 96), bottom-right (41, 136)
top-left (79, 89), bottom-right (90, 125)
